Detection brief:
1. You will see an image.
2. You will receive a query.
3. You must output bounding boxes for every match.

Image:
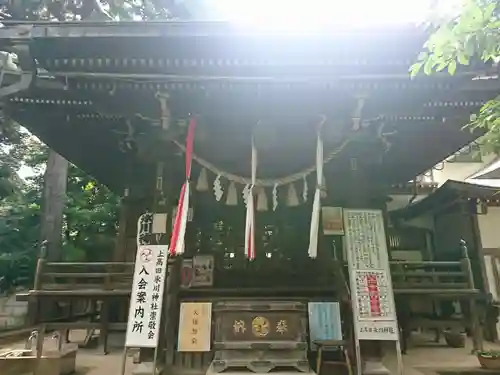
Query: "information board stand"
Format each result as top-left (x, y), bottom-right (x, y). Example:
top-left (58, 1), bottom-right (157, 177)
top-left (121, 245), bottom-right (169, 375)
top-left (343, 209), bottom-right (403, 375)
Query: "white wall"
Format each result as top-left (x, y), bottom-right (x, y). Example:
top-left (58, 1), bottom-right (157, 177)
top-left (0, 293), bottom-right (27, 330)
top-left (387, 194), bottom-right (425, 211)
top-left (432, 153), bottom-right (496, 186)
top-left (478, 207), bottom-right (500, 249)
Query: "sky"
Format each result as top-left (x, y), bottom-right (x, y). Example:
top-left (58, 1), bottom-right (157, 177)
top-left (209, 0), bottom-right (462, 31)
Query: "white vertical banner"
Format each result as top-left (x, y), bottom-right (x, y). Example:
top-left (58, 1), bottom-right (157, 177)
top-left (344, 209), bottom-right (399, 341)
top-left (125, 245), bottom-right (168, 348)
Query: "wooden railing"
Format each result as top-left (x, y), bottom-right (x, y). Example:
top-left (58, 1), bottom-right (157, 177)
top-left (26, 257), bottom-right (480, 297)
top-left (21, 255), bottom-right (484, 355)
top-left (389, 259), bottom-right (479, 295)
top-left (30, 260), bottom-right (135, 297)
top-left (20, 260), bottom-right (139, 354)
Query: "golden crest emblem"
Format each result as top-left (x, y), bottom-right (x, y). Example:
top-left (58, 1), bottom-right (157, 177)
top-left (251, 316), bottom-right (270, 337)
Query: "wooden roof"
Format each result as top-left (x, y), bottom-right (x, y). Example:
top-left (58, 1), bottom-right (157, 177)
top-left (391, 180), bottom-right (500, 220)
top-left (0, 21), bottom-right (494, 192)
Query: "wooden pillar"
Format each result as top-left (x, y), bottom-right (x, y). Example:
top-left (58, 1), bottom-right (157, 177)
top-left (28, 245), bottom-right (46, 325)
top-left (113, 188), bottom-right (130, 262)
top-left (40, 149), bottom-right (68, 262)
top-left (164, 258), bottom-right (180, 368)
top-left (460, 240), bottom-right (484, 352)
top-left (468, 208), bottom-right (494, 342)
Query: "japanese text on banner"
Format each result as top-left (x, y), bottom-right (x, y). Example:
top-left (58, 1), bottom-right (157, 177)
top-left (125, 245), bottom-right (168, 348)
top-left (344, 209), bottom-right (399, 341)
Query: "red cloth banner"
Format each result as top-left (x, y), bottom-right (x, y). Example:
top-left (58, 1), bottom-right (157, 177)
top-left (169, 117), bottom-right (196, 256)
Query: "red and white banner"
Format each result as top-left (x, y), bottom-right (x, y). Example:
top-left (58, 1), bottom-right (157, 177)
top-left (170, 117), bottom-right (196, 256)
top-left (244, 138), bottom-right (257, 260)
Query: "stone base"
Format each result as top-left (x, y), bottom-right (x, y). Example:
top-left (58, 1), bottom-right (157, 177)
top-left (362, 360), bottom-right (391, 375)
top-left (132, 361), bottom-right (163, 375)
top-left (205, 362), bottom-right (317, 375)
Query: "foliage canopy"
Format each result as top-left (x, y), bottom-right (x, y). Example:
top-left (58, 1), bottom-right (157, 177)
top-left (411, 0), bottom-right (500, 153)
top-left (0, 128), bottom-right (119, 293)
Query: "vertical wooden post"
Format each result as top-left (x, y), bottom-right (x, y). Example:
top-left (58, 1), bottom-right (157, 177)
top-left (460, 240), bottom-right (483, 352)
top-left (164, 258), bottom-right (180, 368)
top-left (33, 257), bottom-right (45, 292)
top-left (29, 243), bottom-right (47, 325)
top-left (99, 299), bottom-right (110, 355)
top-left (114, 188), bottom-right (130, 262)
top-left (40, 150), bottom-right (68, 262)
top-left (468, 209), bottom-right (496, 342)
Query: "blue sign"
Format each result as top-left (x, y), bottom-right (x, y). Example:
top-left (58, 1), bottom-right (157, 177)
top-left (308, 302), bottom-right (342, 349)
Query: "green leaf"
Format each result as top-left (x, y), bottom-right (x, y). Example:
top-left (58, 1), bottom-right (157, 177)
top-left (467, 1), bottom-right (485, 25)
top-left (457, 52), bottom-right (470, 65)
top-left (448, 60), bottom-right (457, 75)
top-left (484, 3), bottom-right (497, 21)
top-left (487, 20), bottom-right (500, 29)
top-left (436, 62), bottom-right (447, 72)
top-left (409, 62), bottom-right (423, 77)
top-left (423, 58), bottom-right (436, 75)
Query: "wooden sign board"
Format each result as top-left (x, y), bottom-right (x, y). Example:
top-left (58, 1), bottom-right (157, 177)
top-left (125, 245), bottom-right (168, 348)
top-left (322, 207), bottom-right (344, 235)
top-left (219, 312), bottom-right (301, 342)
top-left (343, 209), bottom-right (403, 375)
top-left (344, 209), bottom-right (398, 341)
top-left (178, 302), bottom-right (212, 352)
top-left (180, 259), bottom-right (193, 289)
top-left (308, 302), bottom-right (342, 349)
top-left (192, 255), bottom-right (214, 287)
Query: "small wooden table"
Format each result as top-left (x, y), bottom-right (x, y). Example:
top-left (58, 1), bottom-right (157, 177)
top-left (314, 339), bottom-right (352, 375)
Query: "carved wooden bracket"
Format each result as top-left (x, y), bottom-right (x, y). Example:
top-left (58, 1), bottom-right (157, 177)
top-left (0, 44), bottom-right (35, 98)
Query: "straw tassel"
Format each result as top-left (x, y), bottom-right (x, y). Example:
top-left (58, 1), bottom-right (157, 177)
top-left (226, 181), bottom-right (238, 206)
top-left (257, 187), bottom-right (268, 211)
top-left (196, 168), bottom-right (209, 192)
top-left (286, 183), bottom-right (300, 207)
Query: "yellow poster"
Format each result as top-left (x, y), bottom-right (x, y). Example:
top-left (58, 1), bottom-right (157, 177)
top-left (177, 302), bottom-right (212, 352)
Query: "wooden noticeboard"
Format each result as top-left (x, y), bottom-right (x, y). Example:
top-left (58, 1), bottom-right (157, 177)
top-left (343, 209), bottom-right (403, 375)
top-left (177, 302), bottom-right (212, 352)
top-left (322, 207), bottom-right (344, 235)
